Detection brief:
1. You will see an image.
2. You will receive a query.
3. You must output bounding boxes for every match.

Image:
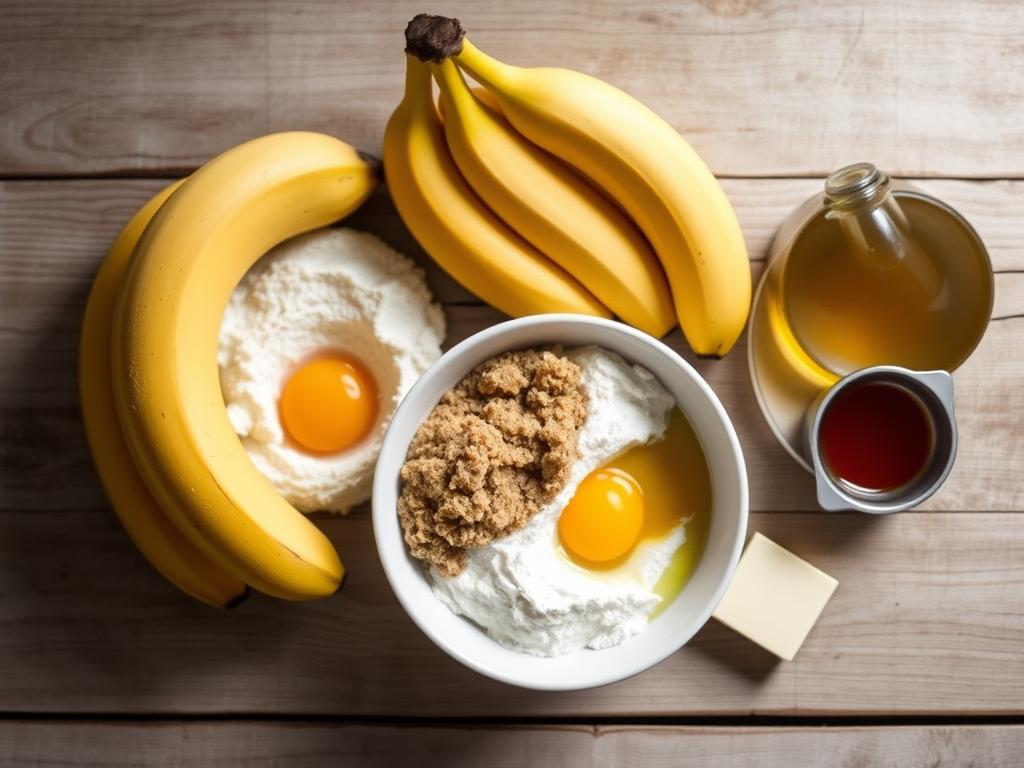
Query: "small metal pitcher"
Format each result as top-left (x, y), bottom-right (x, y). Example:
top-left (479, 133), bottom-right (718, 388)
top-left (804, 366), bottom-right (957, 514)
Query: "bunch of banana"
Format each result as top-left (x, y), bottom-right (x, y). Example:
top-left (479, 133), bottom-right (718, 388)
top-left (387, 14), bottom-right (751, 356)
top-left (80, 132), bottom-right (378, 605)
top-left (384, 51), bottom-right (609, 320)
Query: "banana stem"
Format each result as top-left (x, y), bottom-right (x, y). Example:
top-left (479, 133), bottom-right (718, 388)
top-left (404, 13), bottom-right (465, 61)
top-left (402, 14), bottom-right (516, 90)
top-left (430, 59), bottom-right (476, 117)
top-left (402, 53), bottom-right (433, 110)
top-left (452, 39), bottom-right (517, 90)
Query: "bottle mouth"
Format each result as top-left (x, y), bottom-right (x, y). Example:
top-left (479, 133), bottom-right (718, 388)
top-left (824, 163), bottom-right (888, 212)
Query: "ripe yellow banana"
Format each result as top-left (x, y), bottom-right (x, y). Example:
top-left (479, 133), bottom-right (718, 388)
top-left (431, 58), bottom-right (675, 338)
top-left (112, 132), bottom-right (377, 600)
top-left (384, 54), bottom-right (610, 320)
top-left (449, 31), bottom-right (751, 356)
top-left (80, 180), bottom-right (248, 609)
top-left (439, 84), bottom-right (502, 118)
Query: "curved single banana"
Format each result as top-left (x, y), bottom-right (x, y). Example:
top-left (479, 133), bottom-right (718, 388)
top-left (80, 180), bottom-right (248, 609)
top-left (452, 36), bottom-right (751, 357)
top-left (384, 54), bottom-right (610, 320)
top-left (431, 59), bottom-right (675, 337)
top-left (112, 133), bottom-right (377, 600)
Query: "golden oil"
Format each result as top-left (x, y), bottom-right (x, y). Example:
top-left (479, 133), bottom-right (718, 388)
top-left (613, 407), bottom-right (710, 618)
top-left (768, 165), bottom-right (992, 377)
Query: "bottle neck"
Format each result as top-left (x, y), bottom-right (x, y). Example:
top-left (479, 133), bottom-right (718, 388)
top-left (822, 163), bottom-right (942, 297)
top-left (824, 163), bottom-right (910, 267)
top-left (824, 163), bottom-right (891, 213)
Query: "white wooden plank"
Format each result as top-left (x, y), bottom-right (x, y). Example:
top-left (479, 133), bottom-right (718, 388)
top-left (0, 510), bottom-right (1021, 715)
top-left (2, 722), bottom-right (1023, 767)
top-left (1, 1), bottom-right (1022, 177)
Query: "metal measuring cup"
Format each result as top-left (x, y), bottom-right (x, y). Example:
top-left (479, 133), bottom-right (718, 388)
top-left (803, 366), bottom-right (957, 514)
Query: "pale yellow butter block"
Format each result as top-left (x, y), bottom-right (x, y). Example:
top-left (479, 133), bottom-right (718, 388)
top-left (712, 532), bottom-right (837, 661)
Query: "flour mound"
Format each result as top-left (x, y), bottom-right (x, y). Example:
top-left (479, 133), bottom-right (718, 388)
top-left (218, 228), bottom-right (445, 513)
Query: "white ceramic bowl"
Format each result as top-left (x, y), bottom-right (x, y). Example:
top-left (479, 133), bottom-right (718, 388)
top-left (372, 315), bottom-right (748, 690)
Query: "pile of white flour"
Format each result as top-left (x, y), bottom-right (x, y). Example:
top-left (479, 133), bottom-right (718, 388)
top-left (218, 228), bottom-right (445, 513)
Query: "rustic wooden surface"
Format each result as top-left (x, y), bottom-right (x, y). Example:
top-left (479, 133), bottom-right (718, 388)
top-left (3, 723), bottom-right (1024, 767)
top-left (2, 0), bottom-right (1023, 178)
top-left (3, 511), bottom-right (1024, 716)
top-left (1, 0), bottom-right (1022, 764)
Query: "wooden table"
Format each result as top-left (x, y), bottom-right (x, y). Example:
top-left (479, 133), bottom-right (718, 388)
top-left (2, 1), bottom-right (1022, 764)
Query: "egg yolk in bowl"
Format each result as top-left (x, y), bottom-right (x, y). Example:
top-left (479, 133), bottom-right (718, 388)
top-left (278, 352), bottom-right (378, 455)
top-left (558, 468), bottom-right (644, 563)
top-left (558, 407), bottom-right (712, 616)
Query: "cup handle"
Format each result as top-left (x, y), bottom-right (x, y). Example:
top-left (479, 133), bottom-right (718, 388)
top-left (815, 471), bottom-right (854, 512)
top-left (914, 369), bottom-right (956, 413)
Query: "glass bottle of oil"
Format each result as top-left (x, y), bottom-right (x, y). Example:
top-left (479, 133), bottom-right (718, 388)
top-left (767, 163), bottom-right (993, 377)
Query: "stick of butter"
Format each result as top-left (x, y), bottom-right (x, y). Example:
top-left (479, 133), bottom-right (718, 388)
top-left (712, 532), bottom-right (837, 661)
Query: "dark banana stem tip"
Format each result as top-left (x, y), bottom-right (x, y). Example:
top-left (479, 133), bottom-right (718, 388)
top-left (404, 13), bottom-right (465, 62)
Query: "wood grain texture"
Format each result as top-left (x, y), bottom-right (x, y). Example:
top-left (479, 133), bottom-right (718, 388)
top-left (2, 178), bottom-right (1022, 513)
top-left (1, 510), bottom-right (1023, 716)
top-left (2, 0), bottom-right (1023, 751)
top-left (2, 722), bottom-right (1024, 767)
top-left (2, 0), bottom-right (1023, 177)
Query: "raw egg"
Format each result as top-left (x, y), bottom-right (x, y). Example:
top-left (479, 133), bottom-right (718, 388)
top-left (278, 352), bottom-right (378, 455)
top-left (558, 408), bottom-right (712, 615)
top-left (558, 468), bottom-right (644, 563)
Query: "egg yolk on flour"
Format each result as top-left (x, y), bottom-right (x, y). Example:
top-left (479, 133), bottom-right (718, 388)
top-left (278, 353), bottom-right (378, 454)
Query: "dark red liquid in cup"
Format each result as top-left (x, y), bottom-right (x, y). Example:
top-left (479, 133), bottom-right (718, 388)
top-left (820, 381), bottom-right (934, 493)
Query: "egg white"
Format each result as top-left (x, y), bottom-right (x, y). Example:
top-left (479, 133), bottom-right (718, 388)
top-left (553, 522), bottom-right (686, 590)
